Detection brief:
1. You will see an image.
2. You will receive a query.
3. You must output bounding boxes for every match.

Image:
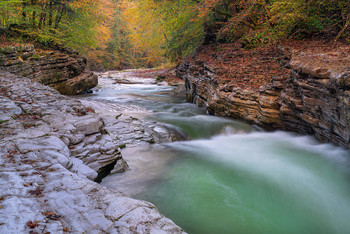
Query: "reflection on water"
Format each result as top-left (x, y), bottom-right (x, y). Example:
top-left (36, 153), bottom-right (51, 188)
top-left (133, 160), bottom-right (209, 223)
top-left (80, 73), bottom-right (350, 234)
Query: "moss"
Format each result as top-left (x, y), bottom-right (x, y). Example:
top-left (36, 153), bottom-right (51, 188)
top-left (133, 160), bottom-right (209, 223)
top-left (21, 123), bottom-right (33, 129)
top-left (38, 133), bottom-right (50, 138)
top-left (4, 46), bottom-right (14, 53)
top-left (101, 129), bottom-right (110, 136)
top-left (31, 53), bottom-right (40, 60)
top-left (52, 70), bottom-right (62, 82)
top-left (156, 75), bottom-right (166, 82)
top-left (0, 119), bottom-right (9, 124)
top-left (147, 138), bottom-right (155, 144)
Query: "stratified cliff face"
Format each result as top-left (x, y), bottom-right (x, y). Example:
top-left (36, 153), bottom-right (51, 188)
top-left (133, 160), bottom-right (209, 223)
top-left (177, 43), bottom-right (350, 148)
top-left (280, 51), bottom-right (350, 146)
top-left (0, 44), bottom-right (97, 95)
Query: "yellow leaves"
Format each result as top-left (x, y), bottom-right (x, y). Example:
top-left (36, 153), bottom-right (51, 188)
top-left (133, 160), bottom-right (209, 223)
top-left (196, 0), bottom-right (221, 18)
top-left (120, 0), bottom-right (204, 64)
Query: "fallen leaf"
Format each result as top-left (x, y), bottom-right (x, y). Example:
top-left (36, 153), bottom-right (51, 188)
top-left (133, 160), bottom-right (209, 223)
top-left (37, 166), bottom-right (50, 171)
top-left (29, 188), bottom-right (42, 196)
top-left (23, 182), bottom-right (32, 187)
top-left (27, 220), bottom-right (40, 229)
top-left (42, 211), bottom-right (61, 220)
top-left (47, 168), bottom-right (57, 172)
top-left (63, 227), bottom-right (70, 232)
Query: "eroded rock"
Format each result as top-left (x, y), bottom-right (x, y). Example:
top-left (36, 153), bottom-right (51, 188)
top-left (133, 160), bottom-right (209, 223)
top-left (0, 44), bottom-right (97, 94)
top-left (0, 72), bottom-right (185, 233)
top-left (177, 44), bottom-right (350, 148)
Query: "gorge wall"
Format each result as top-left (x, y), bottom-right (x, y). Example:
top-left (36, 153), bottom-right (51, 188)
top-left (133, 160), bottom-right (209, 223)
top-left (0, 44), bottom-right (97, 95)
top-left (177, 43), bottom-right (350, 148)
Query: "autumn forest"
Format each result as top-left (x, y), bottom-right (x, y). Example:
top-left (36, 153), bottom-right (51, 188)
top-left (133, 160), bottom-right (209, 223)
top-left (1, 0), bottom-right (349, 69)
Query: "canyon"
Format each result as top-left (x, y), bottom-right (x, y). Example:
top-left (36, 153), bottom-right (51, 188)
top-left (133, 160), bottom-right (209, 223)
top-left (177, 41), bottom-right (350, 148)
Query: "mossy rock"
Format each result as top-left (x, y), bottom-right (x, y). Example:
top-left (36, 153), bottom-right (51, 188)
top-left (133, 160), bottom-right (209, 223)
top-left (4, 46), bottom-right (15, 54)
top-left (31, 54), bottom-right (41, 60)
top-left (156, 75), bottom-right (166, 82)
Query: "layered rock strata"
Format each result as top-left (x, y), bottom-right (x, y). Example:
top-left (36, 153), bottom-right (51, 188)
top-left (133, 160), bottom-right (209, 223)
top-left (177, 46), bottom-right (350, 148)
top-left (0, 71), bottom-right (185, 233)
top-left (0, 45), bottom-right (97, 95)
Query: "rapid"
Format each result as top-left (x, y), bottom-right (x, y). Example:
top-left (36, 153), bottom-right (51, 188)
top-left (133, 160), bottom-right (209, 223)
top-left (77, 71), bottom-right (350, 234)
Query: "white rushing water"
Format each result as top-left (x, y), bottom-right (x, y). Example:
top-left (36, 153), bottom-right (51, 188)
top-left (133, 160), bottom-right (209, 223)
top-left (78, 72), bottom-right (350, 234)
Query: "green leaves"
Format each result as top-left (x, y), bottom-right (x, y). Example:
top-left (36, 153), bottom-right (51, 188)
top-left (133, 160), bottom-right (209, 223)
top-left (122, 0), bottom-right (205, 64)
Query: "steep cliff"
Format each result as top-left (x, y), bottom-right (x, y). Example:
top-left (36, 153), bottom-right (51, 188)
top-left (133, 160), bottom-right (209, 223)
top-left (0, 44), bottom-right (97, 95)
top-left (177, 42), bottom-right (350, 148)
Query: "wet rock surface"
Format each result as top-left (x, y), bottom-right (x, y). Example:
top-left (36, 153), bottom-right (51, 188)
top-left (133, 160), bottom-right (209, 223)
top-left (0, 71), bottom-right (185, 233)
top-left (0, 44), bottom-right (97, 95)
top-left (78, 70), bottom-right (187, 148)
top-left (79, 99), bottom-right (187, 147)
top-left (177, 44), bottom-right (350, 148)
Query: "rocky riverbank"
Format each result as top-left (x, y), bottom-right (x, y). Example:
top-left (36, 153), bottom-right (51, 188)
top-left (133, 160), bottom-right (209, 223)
top-left (0, 44), bottom-right (97, 95)
top-left (0, 71), bottom-right (185, 233)
top-left (177, 40), bottom-right (350, 148)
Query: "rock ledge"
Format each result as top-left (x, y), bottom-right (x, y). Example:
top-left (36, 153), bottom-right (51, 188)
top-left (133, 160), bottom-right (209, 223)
top-left (177, 43), bottom-right (350, 148)
top-left (0, 44), bottom-right (97, 95)
top-left (0, 71), bottom-right (185, 233)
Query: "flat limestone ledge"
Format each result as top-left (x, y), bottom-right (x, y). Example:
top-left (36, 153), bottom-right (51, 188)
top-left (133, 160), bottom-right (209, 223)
top-left (289, 51), bottom-right (350, 87)
top-left (0, 71), bottom-right (124, 177)
top-left (0, 71), bottom-right (185, 233)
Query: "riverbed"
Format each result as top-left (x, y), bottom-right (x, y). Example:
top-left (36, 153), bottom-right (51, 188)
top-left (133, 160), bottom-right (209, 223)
top-left (77, 70), bottom-right (350, 234)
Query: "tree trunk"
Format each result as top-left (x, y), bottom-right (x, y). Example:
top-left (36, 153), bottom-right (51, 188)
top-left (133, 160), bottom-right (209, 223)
top-left (48, 1), bottom-right (53, 26)
top-left (334, 13), bottom-right (350, 43)
top-left (22, 2), bottom-right (27, 23)
top-left (32, 11), bottom-right (36, 27)
top-left (54, 5), bottom-right (65, 29)
top-left (31, 0), bottom-right (37, 27)
top-left (38, 4), bottom-right (47, 28)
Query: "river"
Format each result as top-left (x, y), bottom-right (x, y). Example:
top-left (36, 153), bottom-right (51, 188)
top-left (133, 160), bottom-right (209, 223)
top-left (77, 71), bottom-right (350, 234)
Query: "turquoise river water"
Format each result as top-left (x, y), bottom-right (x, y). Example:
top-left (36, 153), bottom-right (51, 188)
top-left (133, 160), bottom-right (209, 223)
top-left (79, 73), bottom-right (350, 234)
